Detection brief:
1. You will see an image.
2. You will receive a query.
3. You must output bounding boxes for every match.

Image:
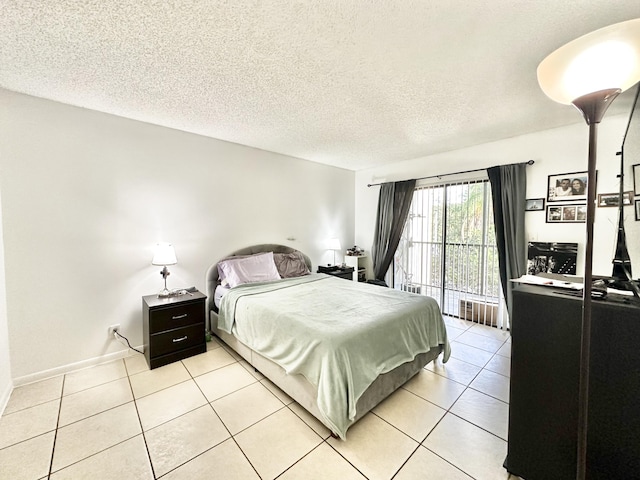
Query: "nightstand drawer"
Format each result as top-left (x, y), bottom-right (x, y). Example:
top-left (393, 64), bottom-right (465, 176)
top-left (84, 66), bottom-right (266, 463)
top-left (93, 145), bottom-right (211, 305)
top-left (149, 344), bottom-right (207, 370)
top-left (151, 323), bottom-right (204, 357)
top-left (149, 301), bottom-right (203, 333)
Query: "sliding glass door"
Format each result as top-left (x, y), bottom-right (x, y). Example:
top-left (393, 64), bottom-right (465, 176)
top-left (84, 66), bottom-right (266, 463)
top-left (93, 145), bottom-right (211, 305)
top-left (394, 179), bottom-right (504, 327)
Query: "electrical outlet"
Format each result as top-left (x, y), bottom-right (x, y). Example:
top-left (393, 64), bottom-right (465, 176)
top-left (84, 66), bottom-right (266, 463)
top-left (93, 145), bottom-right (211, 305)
top-left (108, 324), bottom-right (120, 337)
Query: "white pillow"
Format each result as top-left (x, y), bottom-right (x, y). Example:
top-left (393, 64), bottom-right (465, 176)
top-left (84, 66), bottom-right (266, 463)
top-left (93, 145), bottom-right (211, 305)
top-left (218, 252), bottom-right (282, 288)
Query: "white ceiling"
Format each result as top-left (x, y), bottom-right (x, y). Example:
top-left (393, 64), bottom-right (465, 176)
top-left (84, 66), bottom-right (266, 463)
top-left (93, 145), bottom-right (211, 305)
top-left (1, 2), bottom-right (638, 171)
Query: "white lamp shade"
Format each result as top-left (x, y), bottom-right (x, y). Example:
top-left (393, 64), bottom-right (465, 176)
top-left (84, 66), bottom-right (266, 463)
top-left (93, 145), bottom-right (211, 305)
top-left (537, 18), bottom-right (640, 104)
top-left (152, 243), bottom-right (177, 266)
top-left (327, 238), bottom-right (341, 251)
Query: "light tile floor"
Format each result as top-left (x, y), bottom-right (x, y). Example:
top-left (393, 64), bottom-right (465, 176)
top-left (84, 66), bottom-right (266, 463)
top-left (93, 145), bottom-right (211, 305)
top-left (0, 317), bottom-right (523, 480)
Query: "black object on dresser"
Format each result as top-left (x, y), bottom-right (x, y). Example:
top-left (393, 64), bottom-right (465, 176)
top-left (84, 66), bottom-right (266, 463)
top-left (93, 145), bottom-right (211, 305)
top-left (142, 290), bottom-right (207, 369)
top-left (317, 266), bottom-right (355, 280)
top-left (505, 284), bottom-right (640, 480)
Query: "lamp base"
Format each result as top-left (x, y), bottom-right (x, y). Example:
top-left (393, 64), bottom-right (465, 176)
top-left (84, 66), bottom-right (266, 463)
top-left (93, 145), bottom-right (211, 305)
top-left (157, 288), bottom-right (173, 298)
top-left (157, 266), bottom-right (173, 297)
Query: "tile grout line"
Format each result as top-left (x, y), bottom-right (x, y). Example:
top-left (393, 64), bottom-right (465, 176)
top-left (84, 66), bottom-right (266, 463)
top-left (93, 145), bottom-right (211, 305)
top-left (185, 356), bottom-right (265, 480)
top-left (393, 363), bottom-right (482, 478)
top-left (445, 329), bottom-right (511, 414)
top-left (123, 350), bottom-right (270, 479)
top-left (48, 359), bottom-right (145, 477)
top-left (445, 324), bottom-right (511, 474)
top-left (322, 435), bottom-right (374, 480)
top-left (124, 357), bottom-right (158, 479)
top-left (399, 320), bottom-right (511, 478)
top-left (46, 372), bottom-right (66, 479)
top-left (202, 341), bottom-right (360, 480)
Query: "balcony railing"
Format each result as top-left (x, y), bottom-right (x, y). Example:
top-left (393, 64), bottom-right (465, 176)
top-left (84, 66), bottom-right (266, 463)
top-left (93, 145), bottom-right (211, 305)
top-left (395, 240), bottom-right (501, 322)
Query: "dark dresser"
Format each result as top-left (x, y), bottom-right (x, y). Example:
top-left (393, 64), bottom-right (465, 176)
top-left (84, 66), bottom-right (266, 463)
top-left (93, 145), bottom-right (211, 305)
top-left (505, 283), bottom-right (640, 479)
top-left (142, 290), bottom-right (207, 369)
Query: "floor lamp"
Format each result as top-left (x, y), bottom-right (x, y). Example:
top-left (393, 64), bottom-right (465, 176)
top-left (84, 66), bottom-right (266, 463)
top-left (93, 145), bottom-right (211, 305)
top-left (537, 19), bottom-right (640, 480)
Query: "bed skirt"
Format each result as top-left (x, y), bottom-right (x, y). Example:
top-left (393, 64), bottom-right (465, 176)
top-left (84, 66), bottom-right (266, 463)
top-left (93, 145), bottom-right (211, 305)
top-left (211, 311), bottom-right (442, 437)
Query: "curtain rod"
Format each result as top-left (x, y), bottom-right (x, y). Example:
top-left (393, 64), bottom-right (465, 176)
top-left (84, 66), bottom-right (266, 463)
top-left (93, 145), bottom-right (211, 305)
top-left (366, 159), bottom-right (535, 187)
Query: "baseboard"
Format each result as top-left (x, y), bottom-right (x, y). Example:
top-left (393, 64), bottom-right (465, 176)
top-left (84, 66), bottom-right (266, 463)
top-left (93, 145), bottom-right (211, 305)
top-left (0, 380), bottom-right (13, 416)
top-left (12, 345), bottom-right (145, 388)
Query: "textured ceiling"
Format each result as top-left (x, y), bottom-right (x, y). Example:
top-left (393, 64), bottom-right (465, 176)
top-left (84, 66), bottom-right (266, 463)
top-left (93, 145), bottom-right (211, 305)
top-left (1, 2), bottom-right (639, 171)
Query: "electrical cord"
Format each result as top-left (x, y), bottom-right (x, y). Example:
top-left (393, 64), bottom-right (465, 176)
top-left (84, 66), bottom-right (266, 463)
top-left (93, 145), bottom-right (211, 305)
top-left (114, 330), bottom-right (144, 354)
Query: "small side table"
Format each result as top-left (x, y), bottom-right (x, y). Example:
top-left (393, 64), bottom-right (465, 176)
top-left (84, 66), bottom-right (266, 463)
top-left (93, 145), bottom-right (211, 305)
top-left (344, 255), bottom-right (367, 282)
top-left (142, 290), bottom-right (207, 369)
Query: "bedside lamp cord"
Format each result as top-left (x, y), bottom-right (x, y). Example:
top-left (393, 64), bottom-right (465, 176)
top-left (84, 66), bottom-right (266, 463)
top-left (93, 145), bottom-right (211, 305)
top-left (114, 330), bottom-right (144, 354)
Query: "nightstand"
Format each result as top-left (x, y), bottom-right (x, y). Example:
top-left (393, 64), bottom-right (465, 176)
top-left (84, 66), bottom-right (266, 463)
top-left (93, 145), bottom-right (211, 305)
top-left (318, 266), bottom-right (355, 280)
top-left (142, 290), bottom-right (207, 369)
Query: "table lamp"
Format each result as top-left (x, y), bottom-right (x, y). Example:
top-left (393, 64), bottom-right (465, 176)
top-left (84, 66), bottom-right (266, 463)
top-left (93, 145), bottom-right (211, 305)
top-left (327, 238), bottom-right (341, 266)
top-left (152, 243), bottom-right (177, 297)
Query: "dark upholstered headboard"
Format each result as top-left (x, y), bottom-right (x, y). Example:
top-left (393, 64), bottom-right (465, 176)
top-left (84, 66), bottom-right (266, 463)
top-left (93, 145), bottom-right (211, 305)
top-left (205, 244), bottom-right (312, 317)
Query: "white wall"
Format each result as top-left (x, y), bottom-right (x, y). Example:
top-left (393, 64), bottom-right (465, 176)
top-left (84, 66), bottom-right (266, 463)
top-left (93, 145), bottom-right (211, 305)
top-left (0, 89), bottom-right (355, 382)
top-left (355, 115), bottom-right (639, 280)
top-left (0, 189), bottom-right (13, 412)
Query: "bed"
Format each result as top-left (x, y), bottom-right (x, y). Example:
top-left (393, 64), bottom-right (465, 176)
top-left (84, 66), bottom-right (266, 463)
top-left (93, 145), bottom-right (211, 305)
top-left (205, 244), bottom-right (450, 439)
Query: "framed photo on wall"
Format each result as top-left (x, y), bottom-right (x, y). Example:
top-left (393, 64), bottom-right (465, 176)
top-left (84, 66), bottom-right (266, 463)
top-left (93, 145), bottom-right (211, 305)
top-left (527, 242), bottom-right (578, 275)
top-left (547, 171), bottom-right (589, 202)
top-left (525, 198), bottom-right (545, 211)
top-left (636, 199), bottom-right (640, 221)
top-left (546, 204), bottom-right (586, 223)
top-left (597, 191), bottom-right (634, 207)
top-left (633, 164), bottom-right (640, 196)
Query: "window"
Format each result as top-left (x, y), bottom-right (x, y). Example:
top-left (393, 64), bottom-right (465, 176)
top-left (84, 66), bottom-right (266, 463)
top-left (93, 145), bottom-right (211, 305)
top-left (394, 179), bottom-right (506, 328)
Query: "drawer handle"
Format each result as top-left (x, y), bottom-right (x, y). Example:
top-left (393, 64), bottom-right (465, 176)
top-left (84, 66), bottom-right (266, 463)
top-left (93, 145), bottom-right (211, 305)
top-left (172, 314), bottom-right (188, 320)
top-left (173, 336), bottom-right (188, 343)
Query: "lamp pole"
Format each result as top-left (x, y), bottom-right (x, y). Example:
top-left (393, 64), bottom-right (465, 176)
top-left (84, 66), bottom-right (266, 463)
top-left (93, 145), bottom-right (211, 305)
top-left (571, 88), bottom-right (620, 480)
top-left (536, 18), bottom-right (640, 480)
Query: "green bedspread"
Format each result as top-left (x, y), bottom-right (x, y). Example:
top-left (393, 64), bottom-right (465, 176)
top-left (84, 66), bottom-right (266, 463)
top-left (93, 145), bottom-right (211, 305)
top-left (218, 274), bottom-right (450, 439)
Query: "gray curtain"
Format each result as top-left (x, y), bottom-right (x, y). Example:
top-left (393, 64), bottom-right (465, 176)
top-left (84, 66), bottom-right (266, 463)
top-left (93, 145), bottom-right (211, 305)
top-left (487, 163), bottom-right (527, 316)
top-left (372, 179), bottom-right (416, 281)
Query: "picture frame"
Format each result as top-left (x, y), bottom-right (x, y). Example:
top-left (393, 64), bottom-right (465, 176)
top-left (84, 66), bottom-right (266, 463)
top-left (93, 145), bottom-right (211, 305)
top-left (634, 164), bottom-right (640, 196)
top-left (597, 191), bottom-right (634, 208)
top-left (527, 242), bottom-right (578, 275)
top-left (547, 171), bottom-right (590, 203)
top-left (636, 199), bottom-right (640, 221)
top-left (546, 204), bottom-right (586, 223)
top-left (525, 198), bottom-right (545, 211)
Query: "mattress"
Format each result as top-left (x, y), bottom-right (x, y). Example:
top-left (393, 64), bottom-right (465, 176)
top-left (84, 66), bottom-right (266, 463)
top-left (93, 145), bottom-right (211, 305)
top-left (213, 284), bottom-right (229, 310)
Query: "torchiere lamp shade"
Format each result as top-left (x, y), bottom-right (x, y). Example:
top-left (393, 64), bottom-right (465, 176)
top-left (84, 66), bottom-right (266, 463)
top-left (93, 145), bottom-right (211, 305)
top-left (537, 18), bottom-right (640, 105)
